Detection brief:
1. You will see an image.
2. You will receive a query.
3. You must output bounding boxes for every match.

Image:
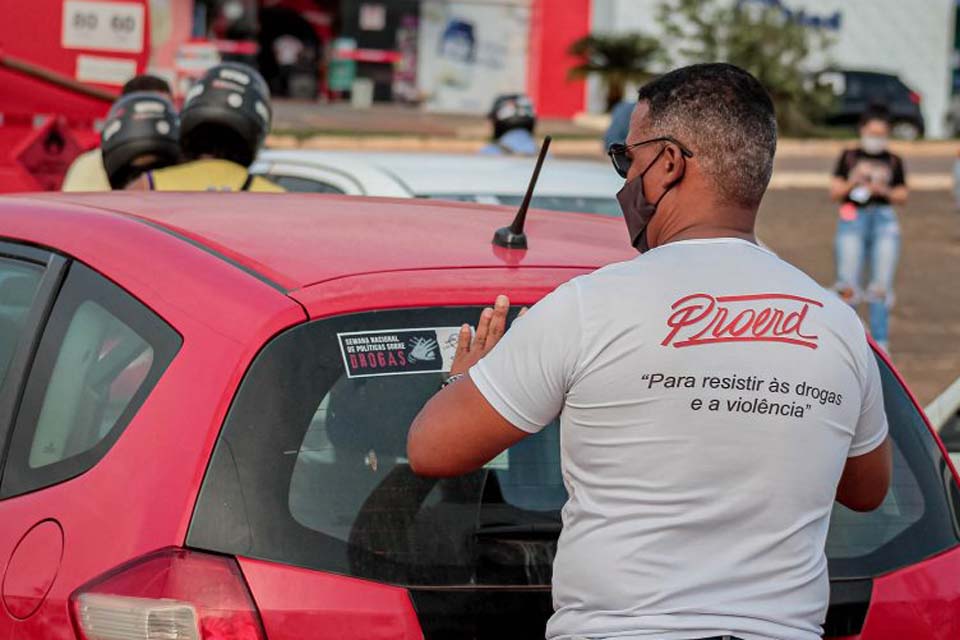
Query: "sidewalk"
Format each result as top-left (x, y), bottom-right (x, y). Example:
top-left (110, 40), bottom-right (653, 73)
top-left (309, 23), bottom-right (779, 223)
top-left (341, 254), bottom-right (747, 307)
top-left (271, 100), bottom-right (595, 139)
top-left (271, 100), bottom-right (960, 159)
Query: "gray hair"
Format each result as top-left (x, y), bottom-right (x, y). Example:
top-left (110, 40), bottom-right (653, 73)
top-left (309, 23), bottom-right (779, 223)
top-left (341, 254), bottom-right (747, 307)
top-left (636, 63), bottom-right (777, 209)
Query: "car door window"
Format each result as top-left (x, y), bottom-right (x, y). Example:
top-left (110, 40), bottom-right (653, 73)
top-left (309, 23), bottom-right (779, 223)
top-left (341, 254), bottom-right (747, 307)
top-left (861, 75), bottom-right (891, 102)
top-left (0, 262), bottom-right (181, 498)
top-left (825, 354), bottom-right (960, 577)
top-left (259, 162), bottom-right (364, 195)
top-left (268, 174), bottom-right (347, 194)
top-left (843, 74), bottom-right (864, 100)
top-left (0, 257), bottom-right (43, 389)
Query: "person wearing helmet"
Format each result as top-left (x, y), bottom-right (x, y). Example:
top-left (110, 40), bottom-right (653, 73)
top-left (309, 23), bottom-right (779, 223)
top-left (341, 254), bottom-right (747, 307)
top-left (480, 94), bottom-right (538, 156)
top-left (100, 92), bottom-right (180, 189)
top-left (62, 75), bottom-right (173, 191)
top-left (128, 62), bottom-right (283, 192)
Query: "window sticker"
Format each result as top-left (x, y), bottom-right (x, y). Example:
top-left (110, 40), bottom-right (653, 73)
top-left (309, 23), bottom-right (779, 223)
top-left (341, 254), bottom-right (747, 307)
top-left (338, 327), bottom-right (462, 378)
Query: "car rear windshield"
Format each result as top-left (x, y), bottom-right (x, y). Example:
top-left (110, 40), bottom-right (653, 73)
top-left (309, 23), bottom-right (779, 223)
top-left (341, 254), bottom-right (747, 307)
top-left (189, 307), bottom-right (960, 587)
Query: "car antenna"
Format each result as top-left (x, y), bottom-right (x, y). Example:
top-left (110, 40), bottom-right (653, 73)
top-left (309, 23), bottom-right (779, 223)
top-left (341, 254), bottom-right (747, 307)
top-left (492, 135), bottom-right (552, 249)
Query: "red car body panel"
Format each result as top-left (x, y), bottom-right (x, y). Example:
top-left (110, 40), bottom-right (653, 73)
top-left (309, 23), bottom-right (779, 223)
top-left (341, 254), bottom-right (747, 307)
top-left (857, 549), bottom-right (960, 638)
top-left (0, 195), bottom-right (306, 342)
top-left (23, 192), bottom-right (635, 290)
top-left (0, 193), bottom-right (956, 639)
top-left (291, 267), bottom-right (600, 319)
top-left (237, 557), bottom-right (423, 640)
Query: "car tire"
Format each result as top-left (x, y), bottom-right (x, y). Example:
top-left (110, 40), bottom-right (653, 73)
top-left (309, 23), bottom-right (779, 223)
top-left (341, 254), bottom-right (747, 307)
top-left (891, 120), bottom-right (921, 141)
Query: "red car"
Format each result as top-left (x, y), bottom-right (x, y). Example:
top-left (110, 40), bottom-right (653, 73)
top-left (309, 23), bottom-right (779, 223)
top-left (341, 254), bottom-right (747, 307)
top-left (0, 192), bottom-right (957, 640)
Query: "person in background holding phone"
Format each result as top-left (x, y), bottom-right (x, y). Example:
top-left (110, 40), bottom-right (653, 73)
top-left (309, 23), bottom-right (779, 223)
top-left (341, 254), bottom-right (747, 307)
top-left (829, 105), bottom-right (907, 354)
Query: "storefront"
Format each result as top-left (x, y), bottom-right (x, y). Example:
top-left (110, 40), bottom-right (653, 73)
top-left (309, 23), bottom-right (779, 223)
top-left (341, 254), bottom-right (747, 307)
top-left (331, 0), bottom-right (590, 117)
top-left (591, 0), bottom-right (957, 137)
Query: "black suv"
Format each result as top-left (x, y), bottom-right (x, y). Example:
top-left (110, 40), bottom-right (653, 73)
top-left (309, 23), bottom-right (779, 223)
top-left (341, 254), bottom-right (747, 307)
top-left (820, 70), bottom-right (925, 140)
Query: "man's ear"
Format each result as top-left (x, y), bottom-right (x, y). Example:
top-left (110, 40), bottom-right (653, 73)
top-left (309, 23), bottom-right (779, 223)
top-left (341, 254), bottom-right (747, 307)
top-left (656, 143), bottom-right (687, 189)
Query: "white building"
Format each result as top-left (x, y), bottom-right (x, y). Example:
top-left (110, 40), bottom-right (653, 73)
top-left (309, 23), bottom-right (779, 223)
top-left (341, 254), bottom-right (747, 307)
top-left (591, 0), bottom-right (957, 137)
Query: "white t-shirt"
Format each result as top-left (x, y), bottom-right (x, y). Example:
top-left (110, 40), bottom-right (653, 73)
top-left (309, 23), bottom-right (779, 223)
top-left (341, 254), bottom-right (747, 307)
top-left (470, 237), bottom-right (888, 640)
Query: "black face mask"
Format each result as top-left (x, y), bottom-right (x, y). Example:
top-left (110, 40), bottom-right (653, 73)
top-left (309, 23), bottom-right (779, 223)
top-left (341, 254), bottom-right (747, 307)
top-left (616, 148), bottom-right (683, 252)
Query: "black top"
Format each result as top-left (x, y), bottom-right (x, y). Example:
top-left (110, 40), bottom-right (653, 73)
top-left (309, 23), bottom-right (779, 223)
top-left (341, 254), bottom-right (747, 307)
top-left (833, 148), bottom-right (906, 206)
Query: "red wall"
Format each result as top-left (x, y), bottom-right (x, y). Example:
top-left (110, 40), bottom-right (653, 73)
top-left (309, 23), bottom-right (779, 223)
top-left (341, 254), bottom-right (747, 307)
top-left (0, 0), bottom-right (150, 191)
top-left (527, 0), bottom-right (591, 118)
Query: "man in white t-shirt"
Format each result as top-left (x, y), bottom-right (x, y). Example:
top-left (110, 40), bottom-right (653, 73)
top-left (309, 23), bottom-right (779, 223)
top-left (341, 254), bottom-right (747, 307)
top-left (407, 63), bottom-right (892, 640)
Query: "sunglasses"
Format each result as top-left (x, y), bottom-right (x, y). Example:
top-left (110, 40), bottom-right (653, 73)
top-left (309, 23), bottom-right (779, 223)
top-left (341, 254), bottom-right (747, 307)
top-left (607, 136), bottom-right (695, 179)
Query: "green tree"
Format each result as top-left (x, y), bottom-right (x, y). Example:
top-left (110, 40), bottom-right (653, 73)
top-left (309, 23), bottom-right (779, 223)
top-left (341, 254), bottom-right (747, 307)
top-left (658, 0), bottom-right (834, 135)
top-left (567, 33), bottom-right (662, 112)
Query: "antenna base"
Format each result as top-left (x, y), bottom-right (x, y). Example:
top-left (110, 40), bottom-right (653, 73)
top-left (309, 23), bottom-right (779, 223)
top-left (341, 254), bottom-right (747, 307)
top-left (493, 225), bottom-right (528, 249)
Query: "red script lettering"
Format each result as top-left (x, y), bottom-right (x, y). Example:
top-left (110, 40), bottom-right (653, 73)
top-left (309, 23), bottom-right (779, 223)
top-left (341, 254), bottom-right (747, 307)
top-left (662, 293), bottom-right (822, 349)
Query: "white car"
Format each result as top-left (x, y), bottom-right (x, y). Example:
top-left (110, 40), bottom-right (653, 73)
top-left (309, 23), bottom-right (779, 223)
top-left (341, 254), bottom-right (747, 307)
top-left (251, 150), bottom-right (624, 217)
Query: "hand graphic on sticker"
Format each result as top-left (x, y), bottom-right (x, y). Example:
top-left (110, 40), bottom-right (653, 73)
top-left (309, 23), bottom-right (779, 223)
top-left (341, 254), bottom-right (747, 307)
top-left (408, 337), bottom-right (439, 362)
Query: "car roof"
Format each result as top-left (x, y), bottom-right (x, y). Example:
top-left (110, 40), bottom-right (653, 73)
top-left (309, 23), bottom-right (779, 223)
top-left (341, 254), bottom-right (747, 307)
top-left (838, 69), bottom-right (900, 80)
top-left (256, 149), bottom-right (623, 198)
top-left (19, 192), bottom-right (633, 292)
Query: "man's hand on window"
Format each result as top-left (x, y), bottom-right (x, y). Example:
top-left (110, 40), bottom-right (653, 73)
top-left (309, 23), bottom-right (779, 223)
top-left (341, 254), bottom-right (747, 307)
top-left (449, 295), bottom-right (526, 377)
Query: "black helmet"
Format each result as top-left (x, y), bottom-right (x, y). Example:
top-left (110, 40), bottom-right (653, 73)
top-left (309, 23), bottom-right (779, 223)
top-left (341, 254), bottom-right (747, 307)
top-left (489, 94), bottom-right (536, 140)
top-left (100, 92), bottom-right (180, 189)
top-left (180, 62), bottom-right (271, 167)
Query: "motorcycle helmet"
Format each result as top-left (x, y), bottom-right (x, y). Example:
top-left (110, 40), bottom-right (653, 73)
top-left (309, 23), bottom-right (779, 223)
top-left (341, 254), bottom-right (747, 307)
top-left (489, 94), bottom-right (536, 140)
top-left (179, 62), bottom-right (272, 167)
top-left (101, 92), bottom-right (180, 189)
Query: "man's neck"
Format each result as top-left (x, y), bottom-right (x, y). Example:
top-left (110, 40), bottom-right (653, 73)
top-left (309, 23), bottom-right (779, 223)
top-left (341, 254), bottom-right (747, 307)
top-left (665, 225), bottom-right (756, 245)
top-left (653, 203), bottom-right (757, 247)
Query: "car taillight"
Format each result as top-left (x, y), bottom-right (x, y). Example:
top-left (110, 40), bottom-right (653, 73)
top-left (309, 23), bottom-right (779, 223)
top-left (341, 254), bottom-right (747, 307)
top-left (70, 548), bottom-right (264, 640)
top-left (909, 90), bottom-right (921, 104)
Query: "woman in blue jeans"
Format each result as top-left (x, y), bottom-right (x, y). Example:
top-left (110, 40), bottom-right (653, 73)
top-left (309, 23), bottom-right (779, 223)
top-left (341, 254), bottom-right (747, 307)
top-left (829, 106), bottom-right (908, 354)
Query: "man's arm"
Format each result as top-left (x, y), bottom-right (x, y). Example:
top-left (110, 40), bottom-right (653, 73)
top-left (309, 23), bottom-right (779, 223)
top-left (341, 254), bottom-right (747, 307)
top-left (408, 377), bottom-right (528, 477)
top-left (836, 437), bottom-right (892, 511)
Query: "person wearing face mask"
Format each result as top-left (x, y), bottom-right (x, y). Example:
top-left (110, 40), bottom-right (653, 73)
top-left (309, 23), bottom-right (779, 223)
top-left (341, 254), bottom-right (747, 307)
top-left (407, 63), bottom-right (891, 640)
top-left (829, 105), bottom-right (907, 354)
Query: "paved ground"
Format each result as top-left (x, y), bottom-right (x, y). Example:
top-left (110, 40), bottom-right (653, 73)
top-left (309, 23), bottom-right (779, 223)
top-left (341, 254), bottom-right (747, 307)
top-left (758, 188), bottom-right (960, 406)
